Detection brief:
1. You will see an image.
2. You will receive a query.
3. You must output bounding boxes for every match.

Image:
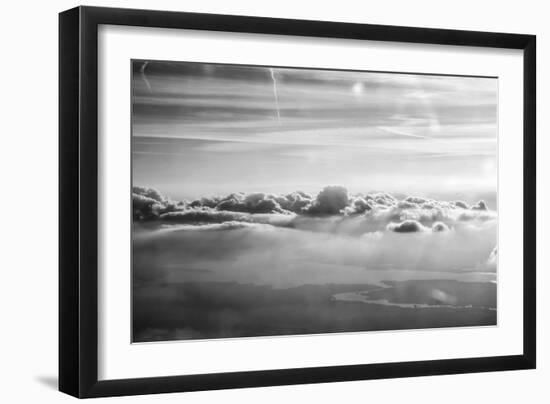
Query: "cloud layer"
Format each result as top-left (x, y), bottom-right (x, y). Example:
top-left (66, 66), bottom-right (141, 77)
top-left (133, 185), bottom-right (495, 237)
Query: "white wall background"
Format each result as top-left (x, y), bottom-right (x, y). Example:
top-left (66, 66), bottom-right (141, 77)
top-left (0, 0), bottom-right (546, 402)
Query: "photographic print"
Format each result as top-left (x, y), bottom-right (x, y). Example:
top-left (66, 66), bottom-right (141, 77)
top-left (131, 60), bottom-right (497, 343)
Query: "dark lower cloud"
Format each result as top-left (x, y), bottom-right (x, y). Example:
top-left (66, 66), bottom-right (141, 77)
top-left (387, 220), bottom-right (428, 233)
top-left (160, 209), bottom-right (250, 224)
top-left (133, 212), bottom-right (497, 291)
top-left (432, 221), bottom-right (450, 232)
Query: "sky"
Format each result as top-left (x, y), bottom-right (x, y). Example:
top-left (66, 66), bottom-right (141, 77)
top-left (132, 60), bottom-right (498, 204)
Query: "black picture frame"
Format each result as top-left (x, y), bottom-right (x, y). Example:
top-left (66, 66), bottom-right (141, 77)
top-left (59, 5), bottom-right (536, 398)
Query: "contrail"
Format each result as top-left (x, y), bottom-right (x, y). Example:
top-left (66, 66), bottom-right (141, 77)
top-left (140, 61), bottom-right (152, 93)
top-left (378, 126), bottom-right (432, 139)
top-left (269, 68), bottom-right (281, 124)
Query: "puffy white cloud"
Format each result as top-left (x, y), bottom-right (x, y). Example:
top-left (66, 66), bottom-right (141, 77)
top-left (243, 192), bottom-right (287, 214)
top-left (305, 186), bottom-right (349, 215)
top-left (215, 193), bottom-right (246, 212)
top-left (370, 192), bottom-right (398, 207)
top-left (188, 191), bottom-right (314, 215)
top-left (471, 200), bottom-right (489, 211)
top-left (133, 186), bottom-right (165, 203)
top-left (344, 196), bottom-right (373, 215)
top-left (190, 196), bottom-right (220, 209)
top-left (453, 200), bottom-right (470, 209)
top-left (397, 200), bottom-right (418, 209)
top-left (278, 191), bottom-right (314, 213)
top-left (133, 186), bottom-right (183, 220)
top-left (133, 185), bottom-right (497, 239)
top-left (404, 196), bottom-right (428, 205)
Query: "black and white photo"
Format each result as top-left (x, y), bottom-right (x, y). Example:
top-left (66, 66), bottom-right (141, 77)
top-left (58, 7), bottom-right (536, 398)
top-left (131, 60), bottom-right (498, 342)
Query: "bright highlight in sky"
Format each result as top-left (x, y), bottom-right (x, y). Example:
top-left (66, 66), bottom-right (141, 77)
top-left (352, 81), bottom-right (364, 96)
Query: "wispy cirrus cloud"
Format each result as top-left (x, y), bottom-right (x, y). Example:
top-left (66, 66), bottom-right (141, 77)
top-left (131, 60), bottom-right (497, 204)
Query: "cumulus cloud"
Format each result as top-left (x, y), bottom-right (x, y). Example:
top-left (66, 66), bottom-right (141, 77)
top-left (133, 186), bottom-right (183, 220)
top-left (397, 200), bottom-right (418, 209)
top-left (279, 191), bottom-right (314, 213)
top-left (190, 196), bottom-right (220, 209)
top-left (432, 221), bottom-right (450, 232)
top-left (187, 190), bottom-right (314, 215)
top-left (370, 192), bottom-right (398, 208)
top-left (404, 196), bottom-right (428, 204)
top-left (212, 192), bottom-right (293, 214)
top-left (132, 185), bottom-right (496, 238)
top-left (305, 186), bottom-right (349, 215)
top-left (133, 186), bottom-right (165, 203)
top-left (387, 219), bottom-right (428, 233)
top-left (453, 200), bottom-right (470, 209)
top-left (471, 200), bottom-right (489, 211)
top-left (344, 196), bottom-right (373, 215)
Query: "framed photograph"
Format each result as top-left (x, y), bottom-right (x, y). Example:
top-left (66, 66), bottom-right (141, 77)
top-left (59, 6), bottom-right (536, 398)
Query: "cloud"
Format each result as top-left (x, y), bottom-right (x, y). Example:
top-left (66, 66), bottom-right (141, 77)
top-left (370, 192), bottom-right (398, 207)
top-left (453, 200), bottom-right (470, 209)
top-left (133, 185), bottom-right (496, 238)
top-left (344, 196), bottom-right (373, 215)
top-left (243, 193), bottom-right (283, 213)
top-left (404, 196), bottom-right (429, 205)
top-left (134, 213), bottom-right (497, 289)
top-left (305, 186), bottom-right (349, 215)
top-left (161, 221), bottom-right (261, 231)
top-left (432, 221), bottom-right (450, 232)
top-left (159, 208), bottom-right (295, 229)
top-left (277, 191), bottom-right (314, 213)
top-left (133, 186), bottom-right (165, 202)
top-left (471, 200), bottom-right (489, 211)
top-left (457, 210), bottom-right (496, 222)
top-left (188, 191), bottom-right (313, 215)
top-left (190, 196), bottom-right (220, 209)
top-left (133, 186), bottom-right (183, 220)
top-left (160, 209), bottom-right (250, 224)
top-left (387, 219), bottom-right (428, 233)
top-left (397, 200), bottom-right (418, 209)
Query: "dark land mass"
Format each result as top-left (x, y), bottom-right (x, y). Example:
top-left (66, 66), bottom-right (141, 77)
top-left (133, 280), bottom-right (497, 342)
